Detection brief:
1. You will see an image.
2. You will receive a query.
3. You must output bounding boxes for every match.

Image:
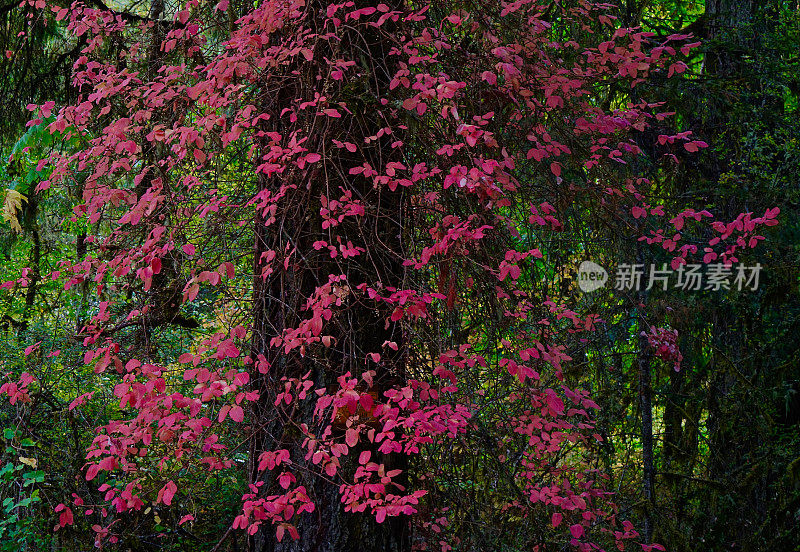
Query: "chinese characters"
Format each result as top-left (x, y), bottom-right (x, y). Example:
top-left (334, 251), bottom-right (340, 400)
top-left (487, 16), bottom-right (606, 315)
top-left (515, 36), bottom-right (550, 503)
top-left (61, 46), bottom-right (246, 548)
top-left (612, 263), bottom-right (761, 291)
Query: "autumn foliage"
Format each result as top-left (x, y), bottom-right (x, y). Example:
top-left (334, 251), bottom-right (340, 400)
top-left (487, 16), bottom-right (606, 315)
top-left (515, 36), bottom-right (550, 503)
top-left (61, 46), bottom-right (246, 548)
top-left (0, 0), bottom-right (782, 549)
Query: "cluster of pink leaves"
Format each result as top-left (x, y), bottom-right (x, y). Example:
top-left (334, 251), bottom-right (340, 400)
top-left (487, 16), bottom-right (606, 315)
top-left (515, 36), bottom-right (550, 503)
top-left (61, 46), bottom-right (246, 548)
top-left (635, 197), bottom-right (780, 268)
top-left (643, 327), bottom-right (683, 372)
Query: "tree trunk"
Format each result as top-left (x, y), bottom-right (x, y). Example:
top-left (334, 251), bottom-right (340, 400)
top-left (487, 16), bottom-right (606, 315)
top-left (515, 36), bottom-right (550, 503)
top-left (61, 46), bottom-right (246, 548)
top-left (638, 313), bottom-right (655, 544)
top-left (248, 152), bottom-right (409, 552)
top-left (246, 5), bottom-right (410, 550)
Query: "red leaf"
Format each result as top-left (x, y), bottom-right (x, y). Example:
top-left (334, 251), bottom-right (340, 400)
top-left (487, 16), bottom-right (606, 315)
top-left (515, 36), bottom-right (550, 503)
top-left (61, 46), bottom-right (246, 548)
top-left (230, 405), bottom-right (244, 422)
top-left (58, 507), bottom-right (74, 527)
top-left (69, 391), bottom-right (95, 411)
top-left (85, 464), bottom-right (100, 481)
top-left (184, 283), bottom-right (200, 302)
top-left (278, 472), bottom-right (294, 489)
top-left (24, 341), bottom-right (41, 356)
top-left (570, 524), bottom-right (584, 539)
top-left (159, 481), bottom-right (177, 506)
top-left (545, 390), bottom-right (565, 415)
top-left (346, 428), bottom-right (359, 447)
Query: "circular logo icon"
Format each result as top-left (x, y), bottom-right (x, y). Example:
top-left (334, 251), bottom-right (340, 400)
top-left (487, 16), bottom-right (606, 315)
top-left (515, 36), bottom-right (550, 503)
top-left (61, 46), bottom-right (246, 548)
top-left (577, 261), bottom-right (608, 292)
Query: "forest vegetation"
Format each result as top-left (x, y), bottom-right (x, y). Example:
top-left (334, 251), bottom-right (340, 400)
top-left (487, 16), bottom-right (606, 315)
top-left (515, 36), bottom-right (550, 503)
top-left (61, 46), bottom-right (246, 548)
top-left (0, 0), bottom-right (799, 551)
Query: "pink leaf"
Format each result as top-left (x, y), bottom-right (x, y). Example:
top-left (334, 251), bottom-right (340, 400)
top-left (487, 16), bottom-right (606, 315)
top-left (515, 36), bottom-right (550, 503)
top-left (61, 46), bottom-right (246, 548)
top-left (185, 283), bottom-right (200, 302)
top-left (58, 506), bottom-right (74, 528)
top-left (179, 514), bottom-right (195, 525)
top-left (24, 341), bottom-right (41, 356)
top-left (346, 428), bottom-right (359, 447)
top-left (69, 392), bottom-right (95, 411)
top-left (229, 405), bottom-right (244, 422)
top-left (85, 464), bottom-right (100, 481)
top-left (278, 472), bottom-right (294, 489)
top-left (159, 481), bottom-right (177, 506)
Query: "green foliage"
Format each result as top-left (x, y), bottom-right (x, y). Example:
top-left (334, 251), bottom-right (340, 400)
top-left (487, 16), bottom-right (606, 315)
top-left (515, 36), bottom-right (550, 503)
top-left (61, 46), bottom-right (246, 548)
top-left (0, 430), bottom-right (48, 551)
